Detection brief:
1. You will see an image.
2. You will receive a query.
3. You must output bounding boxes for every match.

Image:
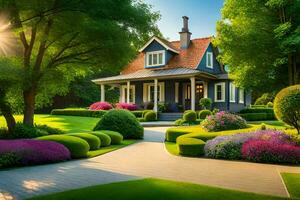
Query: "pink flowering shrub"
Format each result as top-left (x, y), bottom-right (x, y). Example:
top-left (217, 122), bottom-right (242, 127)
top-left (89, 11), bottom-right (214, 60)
top-left (115, 102), bottom-right (137, 111)
top-left (89, 101), bottom-right (112, 110)
top-left (242, 139), bottom-right (300, 164)
top-left (201, 111), bottom-right (247, 132)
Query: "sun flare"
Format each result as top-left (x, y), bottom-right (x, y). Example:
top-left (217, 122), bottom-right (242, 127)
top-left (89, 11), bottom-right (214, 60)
top-left (0, 14), bottom-right (17, 56)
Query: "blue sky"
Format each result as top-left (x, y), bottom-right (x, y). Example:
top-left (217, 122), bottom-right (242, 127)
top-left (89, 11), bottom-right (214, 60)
top-left (143, 0), bottom-right (224, 41)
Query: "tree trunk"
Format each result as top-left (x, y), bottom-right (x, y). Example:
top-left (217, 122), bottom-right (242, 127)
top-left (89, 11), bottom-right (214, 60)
top-left (23, 88), bottom-right (36, 126)
top-left (0, 90), bottom-right (16, 133)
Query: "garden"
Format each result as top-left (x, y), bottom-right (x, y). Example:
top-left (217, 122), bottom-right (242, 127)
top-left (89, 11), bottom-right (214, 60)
top-left (165, 85), bottom-right (300, 165)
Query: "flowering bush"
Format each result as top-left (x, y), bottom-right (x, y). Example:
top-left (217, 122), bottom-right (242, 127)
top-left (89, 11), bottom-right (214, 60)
top-left (89, 101), bottom-right (112, 110)
top-left (201, 111), bottom-right (247, 132)
top-left (204, 130), bottom-right (294, 161)
top-left (242, 140), bottom-right (300, 164)
top-left (115, 102), bottom-right (137, 111)
top-left (0, 139), bottom-right (71, 167)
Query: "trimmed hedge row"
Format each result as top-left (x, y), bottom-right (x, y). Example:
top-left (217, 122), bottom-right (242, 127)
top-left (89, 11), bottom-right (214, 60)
top-left (96, 130), bottom-right (123, 145)
top-left (51, 109), bottom-right (107, 118)
top-left (67, 133), bottom-right (100, 150)
top-left (239, 108), bottom-right (274, 114)
top-left (89, 132), bottom-right (111, 147)
top-left (240, 113), bottom-right (275, 121)
top-left (177, 137), bottom-right (205, 156)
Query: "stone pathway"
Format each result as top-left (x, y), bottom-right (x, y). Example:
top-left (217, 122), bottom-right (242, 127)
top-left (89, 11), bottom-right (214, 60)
top-left (0, 127), bottom-right (300, 200)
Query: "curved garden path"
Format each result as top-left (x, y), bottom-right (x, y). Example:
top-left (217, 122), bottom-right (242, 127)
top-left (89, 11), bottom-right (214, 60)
top-left (1, 127), bottom-right (300, 200)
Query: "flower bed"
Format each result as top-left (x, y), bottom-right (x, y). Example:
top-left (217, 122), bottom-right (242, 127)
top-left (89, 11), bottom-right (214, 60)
top-left (115, 102), bottom-right (137, 111)
top-left (89, 101), bottom-right (112, 110)
top-left (0, 139), bottom-right (71, 168)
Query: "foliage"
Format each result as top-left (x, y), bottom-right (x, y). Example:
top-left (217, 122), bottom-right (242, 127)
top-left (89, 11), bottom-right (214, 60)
top-left (274, 85), bottom-right (300, 134)
top-left (201, 112), bottom-right (247, 132)
top-left (144, 111), bottom-right (157, 121)
top-left (177, 137), bottom-right (206, 156)
top-left (115, 103), bottom-right (137, 111)
top-left (142, 110), bottom-right (153, 118)
top-left (254, 93), bottom-right (275, 105)
top-left (239, 113), bottom-right (275, 121)
top-left (158, 103), bottom-right (167, 112)
top-left (199, 98), bottom-right (212, 109)
top-left (142, 102), bottom-right (154, 110)
top-left (89, 102), bottom-right (112, 111)
top-left (51, 109), bottom-right (107, 118)
top-left (0, 139), bottom-right (70, 168)
top-left (239, 108), bottom-right (274, 114)
top-left (131, 111), bottom-right (143, 118)
top-left (67, 133), bottom-right (100, 150)
top-left (93, 109), bottom-right (144, 139)
top-left (267, 102), bottom-right (274, 108)
top-left (96, 130), bottom-right (123, 145)
top-left (214, 0), bottom-right (300, 93)
top-left (37, 135), bottom-right (90, 158)
top-left (198, 110), bottom-right (212, 119)
top-left (183, 111), bottom-right (197, 123)
top-left (89, 132), bottom-right (111, 147)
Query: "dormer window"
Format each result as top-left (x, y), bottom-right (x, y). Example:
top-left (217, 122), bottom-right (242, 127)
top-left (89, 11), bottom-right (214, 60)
top-left (206, 52), bottom-right (213, 69)
top-left (146, 50), bottom-right (165, 67)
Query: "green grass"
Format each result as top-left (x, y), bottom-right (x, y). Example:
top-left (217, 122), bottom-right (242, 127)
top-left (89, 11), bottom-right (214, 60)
top-left (164, 142), bottom-right (179, 156)
top-left (87, 140), bottom-right (136, 157)
top-left (28, 178), bottom-right (286, 200)
top-left (281, 173), bottom-right (300, 199)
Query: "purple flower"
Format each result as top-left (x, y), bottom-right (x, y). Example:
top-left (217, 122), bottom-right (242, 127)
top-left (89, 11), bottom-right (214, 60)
top-left (0, 139), bottom-right (71, 166)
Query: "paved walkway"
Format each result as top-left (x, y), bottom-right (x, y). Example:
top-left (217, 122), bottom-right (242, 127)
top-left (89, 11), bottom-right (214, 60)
top-left (1, 127), bottom-right (300, 200)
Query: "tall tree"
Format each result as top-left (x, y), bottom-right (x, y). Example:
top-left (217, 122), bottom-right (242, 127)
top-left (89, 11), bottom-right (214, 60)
top-left (0, 0), bottom-right (160, 126)
top-left (214, 0), bottom-right (300, 92)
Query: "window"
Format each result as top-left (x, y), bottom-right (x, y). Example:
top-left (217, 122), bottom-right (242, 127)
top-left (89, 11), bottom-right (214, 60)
top-left (239, 88), bottom-right (244, 104)
top-left (146, 50), bottom-right (165, 67)
top-left (229, 82), bottom-right (236, 103)
top-left (143, 82), bottom-right (165, 102)
top-left (206, 52), bottom-right (213, 69)
top-left (121, 85), bottom-right (135, 103)
top-left (214, 82), bottom-right (225, 102)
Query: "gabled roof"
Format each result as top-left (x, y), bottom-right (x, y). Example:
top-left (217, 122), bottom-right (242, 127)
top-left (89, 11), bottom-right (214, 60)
top-left (138, 36), bottom-right (180, 54)
top-left (122, 37), bottom-right (212, 75)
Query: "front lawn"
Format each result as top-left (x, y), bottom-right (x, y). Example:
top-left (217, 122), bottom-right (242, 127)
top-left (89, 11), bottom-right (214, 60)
top-left (281, 173), bottom-right (300, 199)
top-left (28, 178), bottom-right (285, 200)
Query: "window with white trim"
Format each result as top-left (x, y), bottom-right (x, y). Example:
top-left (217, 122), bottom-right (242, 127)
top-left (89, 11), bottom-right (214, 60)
top-left (229, 82), bottom-right (236, 103)
top-left (146, 50), bottom-right (165, 67)
top-left (121, 85), bottom-right (135, 103)
top-left (143, 82), bottom-right (165, 102)
top-left (206, 52), bottom-right (213, 69)
top-left (214, 82), bottom-right (225, 102)
top-left (239, 88), bottom-right (244, 104)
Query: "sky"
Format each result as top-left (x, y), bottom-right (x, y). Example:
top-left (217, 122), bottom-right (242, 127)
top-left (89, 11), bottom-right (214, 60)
top-left (143, 0), bottom-right (224, 41)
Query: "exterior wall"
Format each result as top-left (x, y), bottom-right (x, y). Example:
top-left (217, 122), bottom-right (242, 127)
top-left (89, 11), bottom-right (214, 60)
top-left (143, 40), bottom-right (174, 68)
top-left (197, 43), bottom-right (223, 74)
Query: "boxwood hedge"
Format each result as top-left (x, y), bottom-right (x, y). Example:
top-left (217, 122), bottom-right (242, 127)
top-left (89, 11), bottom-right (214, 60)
top-left (67, 133), bottom-right (100, 150)
top-left (97, 130), bottom-right (123, 145)
top-left (89, 132), bottom-right (111, 147)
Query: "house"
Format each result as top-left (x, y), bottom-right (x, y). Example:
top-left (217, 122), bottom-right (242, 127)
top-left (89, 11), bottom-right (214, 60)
top-left (92, 16), bottom-right (251, 114)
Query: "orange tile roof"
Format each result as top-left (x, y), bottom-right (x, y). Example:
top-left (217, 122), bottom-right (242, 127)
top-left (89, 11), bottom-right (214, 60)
top-left (121, 37), bottom-right (212, 75)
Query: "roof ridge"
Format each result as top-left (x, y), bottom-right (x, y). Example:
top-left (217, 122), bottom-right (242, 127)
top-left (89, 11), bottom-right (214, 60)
top-left (170, 36), bottom-right (213, 43)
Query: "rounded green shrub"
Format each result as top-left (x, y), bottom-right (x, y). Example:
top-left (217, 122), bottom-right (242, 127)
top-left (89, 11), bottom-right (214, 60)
top-left (198, 110), bottom-right (212, 119)
top-left (266, 102), bottom-right (273, 108)
top-left (37, 135), bottom-right (90, 158)
top-left (142, 110), bottom-right (152, 118)
top-left (274, 85), bottom-right (300, 134)
top-left (89, 132), bottom-right (111, 147)
top-left (67, 133), bottom-right (100, 150)
top-left (183, 110), bottom-right (197, 122)
top-left (165, 128), bottom-right (192, 142)
top-left (98, 130), bottom-right (123, 145)
top-left (199, 98), bottom-right (212, 109)
top-left (93, 109), bottom-right (144, 139)
top-left (144, 111), bottom-right (156, 121)
top-left (176, 137), bottom-right (206, 156)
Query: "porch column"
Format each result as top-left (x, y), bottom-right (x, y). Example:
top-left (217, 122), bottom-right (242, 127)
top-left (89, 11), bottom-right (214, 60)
top-left (190, 77), bottom-right (195, 111)
top-left (100, 84), bottom-right (105, 102)
top-left (153, 79), bottom-right (158, 112)
top-left (126, 81), bottom-right (130, 103)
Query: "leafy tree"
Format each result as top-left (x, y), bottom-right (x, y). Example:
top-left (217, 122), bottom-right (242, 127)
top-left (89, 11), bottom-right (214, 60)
top-left (0, 0), bottom-right (160, 126)
top-left (214, 0), bottom-right (300, 93)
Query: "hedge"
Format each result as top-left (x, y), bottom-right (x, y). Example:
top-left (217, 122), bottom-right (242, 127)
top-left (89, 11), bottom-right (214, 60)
top-left (177, 137), bottom-right (205, 156)
top-left (89, 132), bottom-right (111, 147)
top-left (144, 111), bottom-right (157, 121)
top-left (240, 113), bottom-right (275, 121)
top-left (37, 135), bottom-right (90, 158)
top-left (131, 111), bottom-right (143, 118)
top-left (239, 108), bottom-right (274, 114)
top-left (97, 130), bottom-right (123, 145)
top-left (67, 133), bottom-right (100, 150)
top-left (51, 109), bottom-right (107, 118)
top-left (165, 128), bottom-right (193, 142)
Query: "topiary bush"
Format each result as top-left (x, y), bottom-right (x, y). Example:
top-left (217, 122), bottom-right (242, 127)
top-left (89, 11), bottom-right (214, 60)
top-left (183, 110), bottom-right (197, 123)
top-left (201, 111), bottom-right (247, 132)
top-left (67, 133), bottom-right (100, 150)
top-left (89, 101), bottom-right (112, 110)
top-left (37, 135), bottom-right (90, 158)
top-left (198, 110), bottom-right (212, 119)
top-left (142, 110), bottom-right (152, 118)
top-left (89, 132), bottom-right (111, 147)
top-left (274, 85), bottom-right (300, 134)
top-left (177, 137), bottom-right (206, 156)
top-left (266, 102), bottom-right (273, 108)
top-left (93, 109), bottom-right (144, 139)
top-left (144, 111), bottom-right (157, 121)
top-left (98, 130), bottom-right (123, 144)
top-left (199, 98), bottom-right (212, 109)
top-left (165, 128), bottom-right (192, 142)
top-left (0, 139), bottom-right (71, 168)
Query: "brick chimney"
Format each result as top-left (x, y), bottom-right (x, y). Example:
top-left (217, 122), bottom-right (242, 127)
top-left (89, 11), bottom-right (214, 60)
top-left (179, 16), bottom-right (192, 49)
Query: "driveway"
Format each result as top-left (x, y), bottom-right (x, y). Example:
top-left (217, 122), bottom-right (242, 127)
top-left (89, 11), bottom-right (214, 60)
top-left (0, 127), bottom-right (300, 200)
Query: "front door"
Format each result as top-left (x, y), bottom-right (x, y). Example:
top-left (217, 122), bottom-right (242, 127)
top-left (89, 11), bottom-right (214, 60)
top-left (183, 82), bottom-right (204, 110)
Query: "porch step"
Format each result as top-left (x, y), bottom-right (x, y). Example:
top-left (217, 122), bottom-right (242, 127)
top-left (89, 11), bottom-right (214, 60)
top-left (158, 113), bottom-right (183, 121)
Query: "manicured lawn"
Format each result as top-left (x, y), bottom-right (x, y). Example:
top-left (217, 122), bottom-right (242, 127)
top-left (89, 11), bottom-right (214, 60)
top-left (28, 178), bottom-right (286, 200)
top-left (164, 142), bottom-right (179, 156)
top-left (281, 173), bottom-right (300, 199)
